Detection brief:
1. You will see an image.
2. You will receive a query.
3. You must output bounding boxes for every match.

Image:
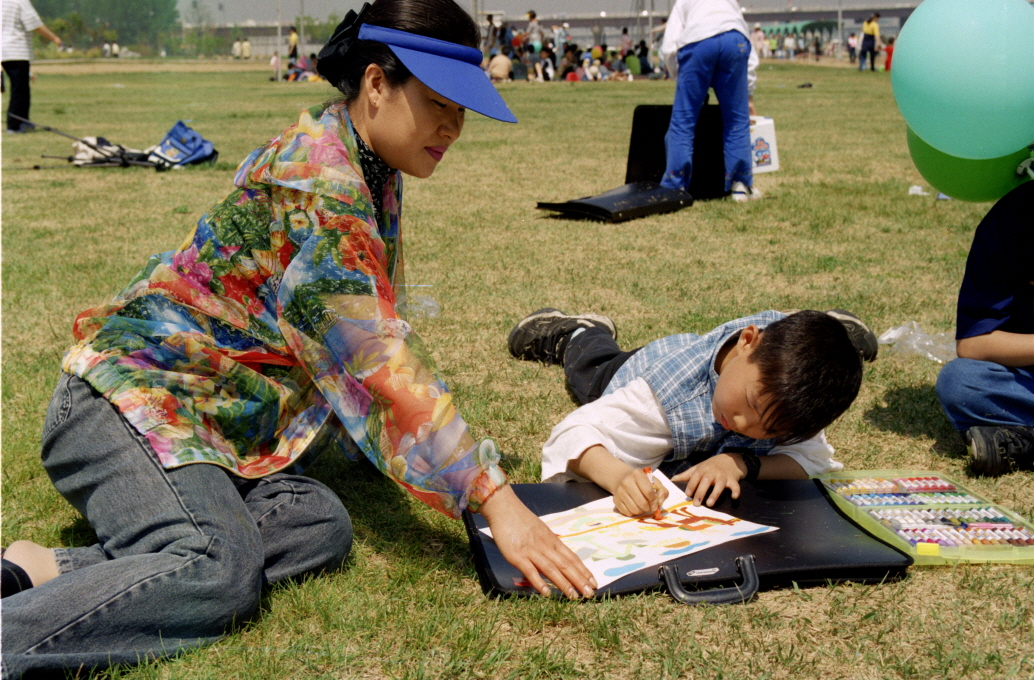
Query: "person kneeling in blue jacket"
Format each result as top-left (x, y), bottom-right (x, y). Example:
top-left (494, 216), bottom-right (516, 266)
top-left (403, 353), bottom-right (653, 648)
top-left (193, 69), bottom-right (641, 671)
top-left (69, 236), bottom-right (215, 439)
top-left (936, 182), bottom-right (1034, 476)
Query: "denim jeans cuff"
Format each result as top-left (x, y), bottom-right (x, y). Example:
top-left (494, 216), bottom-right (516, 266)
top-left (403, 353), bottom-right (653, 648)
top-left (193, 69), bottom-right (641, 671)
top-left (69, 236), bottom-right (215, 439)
top-left (52, 547), bottom-right (76, 576)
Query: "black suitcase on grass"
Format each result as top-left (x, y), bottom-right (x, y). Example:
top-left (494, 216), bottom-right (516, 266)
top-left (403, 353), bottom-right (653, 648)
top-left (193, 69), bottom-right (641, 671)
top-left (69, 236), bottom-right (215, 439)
top-left (535, 104), bottom-right (730, 222)
top-left (463, 479), bottom-right (912, 605)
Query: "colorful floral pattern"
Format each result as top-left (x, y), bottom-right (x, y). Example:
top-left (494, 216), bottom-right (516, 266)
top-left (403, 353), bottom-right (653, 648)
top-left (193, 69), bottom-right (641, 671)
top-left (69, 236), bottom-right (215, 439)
top-left (62, 103), bottom-right (506, 518)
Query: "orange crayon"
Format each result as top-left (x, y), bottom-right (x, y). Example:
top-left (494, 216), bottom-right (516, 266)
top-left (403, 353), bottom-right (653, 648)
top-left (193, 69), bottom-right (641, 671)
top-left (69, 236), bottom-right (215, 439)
top-left (644, 467), bottom-right (663, 520)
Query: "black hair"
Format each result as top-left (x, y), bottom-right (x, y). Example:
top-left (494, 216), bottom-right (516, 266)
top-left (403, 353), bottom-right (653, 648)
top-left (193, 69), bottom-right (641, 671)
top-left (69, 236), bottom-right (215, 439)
top-left (748, 310), bottom-right (863, 445)
top-left (318, 0), bottom-right (480, 101)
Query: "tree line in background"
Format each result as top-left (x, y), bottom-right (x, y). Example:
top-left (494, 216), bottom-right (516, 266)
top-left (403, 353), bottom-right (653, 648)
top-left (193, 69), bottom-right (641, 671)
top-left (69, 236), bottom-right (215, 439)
top-left (35, 0), bottom-right (178, 51)
top-left (32, 0), bottom-right (343, 59)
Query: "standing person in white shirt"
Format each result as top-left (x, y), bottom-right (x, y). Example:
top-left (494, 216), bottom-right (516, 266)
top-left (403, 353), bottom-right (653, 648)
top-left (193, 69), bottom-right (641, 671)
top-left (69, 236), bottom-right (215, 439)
top-left (658, 0), bottom-right (761, 202)
top-left (552, 22), bottom-right (570, 49)
top-left (781, 32), bottom-right (793, 59)
top-left (750, 23), bottom-right (766, 59)
top-left (2, 0), bottom-right (62, 133)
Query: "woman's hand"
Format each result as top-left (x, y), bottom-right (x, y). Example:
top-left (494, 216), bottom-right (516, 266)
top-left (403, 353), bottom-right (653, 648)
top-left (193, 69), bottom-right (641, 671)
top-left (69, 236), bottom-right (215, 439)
top-left (672, 453), bottom-right (747, 507)
top-left (613, 468), bottom-right (669, 517)
top-left (479, 485), bottom-right (597, 598)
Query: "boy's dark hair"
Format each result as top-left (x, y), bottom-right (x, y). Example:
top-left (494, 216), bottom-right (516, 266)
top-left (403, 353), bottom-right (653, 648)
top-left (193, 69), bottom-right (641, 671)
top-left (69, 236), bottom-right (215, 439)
top-left (318, 0), bottom-right (480, 101)
top-left (749, 310), bottom-right (863, 445)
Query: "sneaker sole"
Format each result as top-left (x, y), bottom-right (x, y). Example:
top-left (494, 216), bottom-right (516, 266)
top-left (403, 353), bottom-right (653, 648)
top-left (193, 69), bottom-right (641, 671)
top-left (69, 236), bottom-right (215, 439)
top-left (508, 309), bottom-right (617, 344)
top-left (825, 309), bottom-right (879, 362)
top-left (966, 429), bottom-right (1005, 476)
top-left (507, 308), bottom-right (617, 361)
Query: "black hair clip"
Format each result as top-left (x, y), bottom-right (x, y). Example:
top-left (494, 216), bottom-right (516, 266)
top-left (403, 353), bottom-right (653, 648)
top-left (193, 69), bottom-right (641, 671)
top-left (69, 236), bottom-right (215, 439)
top-left (316, 2), bottom-right (372, 80)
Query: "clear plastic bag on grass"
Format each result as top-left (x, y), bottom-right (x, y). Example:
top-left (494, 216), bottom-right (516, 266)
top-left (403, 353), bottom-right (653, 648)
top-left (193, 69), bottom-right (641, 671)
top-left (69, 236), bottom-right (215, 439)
top-left (877, 321), bottom-right (956, 364)
top-left (406, 294), bottom-right (441, 320)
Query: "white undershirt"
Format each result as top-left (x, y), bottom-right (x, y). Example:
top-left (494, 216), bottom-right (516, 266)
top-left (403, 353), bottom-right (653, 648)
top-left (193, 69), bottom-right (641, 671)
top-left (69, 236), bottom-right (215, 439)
top-left (660, 0), bottom-right (758, 93)
top-left (541, 377), bottom-right (842, 482)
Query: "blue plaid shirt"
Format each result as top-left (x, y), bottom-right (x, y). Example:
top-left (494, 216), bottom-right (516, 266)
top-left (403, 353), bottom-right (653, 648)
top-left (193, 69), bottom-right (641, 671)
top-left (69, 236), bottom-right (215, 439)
top-left (604, 311), bottom-right (786, 460)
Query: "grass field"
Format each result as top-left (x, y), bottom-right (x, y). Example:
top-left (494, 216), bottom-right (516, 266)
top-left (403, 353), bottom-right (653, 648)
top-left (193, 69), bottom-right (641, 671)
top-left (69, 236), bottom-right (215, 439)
top-left (2, 60), bottom-right (1032, 679)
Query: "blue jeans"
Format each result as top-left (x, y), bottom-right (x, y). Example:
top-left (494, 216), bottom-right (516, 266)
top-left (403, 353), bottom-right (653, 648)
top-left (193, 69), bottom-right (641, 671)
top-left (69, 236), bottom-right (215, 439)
top-left (1, 374), bottom-right (353, 678)
top-left (660, 30), bottom-right (753, 193)
top-left (858, 36), bottom-right (876, 71)
top-left (935, 358), bottom-right (1034, 431)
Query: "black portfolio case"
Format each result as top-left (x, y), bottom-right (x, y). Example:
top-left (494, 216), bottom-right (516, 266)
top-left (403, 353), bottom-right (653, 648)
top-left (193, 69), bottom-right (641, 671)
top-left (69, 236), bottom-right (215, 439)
top-left (463, 480), bottom-right (912, 605)
top-left (536, 104), bottom-right (730, 223)
top-left (535, 181), bottom-right (692, 223)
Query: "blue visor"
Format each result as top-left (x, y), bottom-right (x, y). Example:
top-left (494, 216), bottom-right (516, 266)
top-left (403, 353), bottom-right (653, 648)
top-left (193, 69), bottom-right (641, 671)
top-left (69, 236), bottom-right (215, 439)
top-left (358, 24), bottom-right (517, 124)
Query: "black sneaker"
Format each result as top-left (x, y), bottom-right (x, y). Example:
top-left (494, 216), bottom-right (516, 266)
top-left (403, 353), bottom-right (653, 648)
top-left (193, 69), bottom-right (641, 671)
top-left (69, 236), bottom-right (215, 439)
top-left (508, 308), bottom-right (616, 365)
top-left (825, 309), bottom-right (879, 362)
top-left (966, 426), bottom-right (1034, 476)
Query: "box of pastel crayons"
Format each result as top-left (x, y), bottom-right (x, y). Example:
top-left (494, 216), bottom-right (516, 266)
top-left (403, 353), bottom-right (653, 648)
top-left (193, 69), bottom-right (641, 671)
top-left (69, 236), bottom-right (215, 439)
top-left (817, 469), bottom-right (1034, 565)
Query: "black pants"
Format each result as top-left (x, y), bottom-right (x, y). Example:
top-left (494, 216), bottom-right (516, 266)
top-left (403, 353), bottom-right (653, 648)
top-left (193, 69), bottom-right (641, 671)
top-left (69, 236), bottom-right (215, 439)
top-left (563, 327), bottom-right (640, 405)
top-left (2, 60), bottom-right (31, 131)
top-left (859, 37), bottom-right (877, 71)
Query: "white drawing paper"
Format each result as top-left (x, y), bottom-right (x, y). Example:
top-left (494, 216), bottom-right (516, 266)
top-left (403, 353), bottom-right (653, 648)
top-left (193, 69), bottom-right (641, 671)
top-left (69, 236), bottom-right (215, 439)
top-left (483, 472), bottom-right (777, 589)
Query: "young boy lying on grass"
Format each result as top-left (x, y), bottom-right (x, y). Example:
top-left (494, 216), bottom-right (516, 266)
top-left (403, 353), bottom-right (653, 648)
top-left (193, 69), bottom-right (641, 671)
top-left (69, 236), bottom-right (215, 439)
top-left (509, 309), bottom-right (876, 515)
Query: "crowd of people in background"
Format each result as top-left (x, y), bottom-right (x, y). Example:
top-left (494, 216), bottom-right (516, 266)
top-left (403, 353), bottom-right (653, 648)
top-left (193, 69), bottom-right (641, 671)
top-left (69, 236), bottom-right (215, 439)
top-left (267, 47), bottom-right (322, 82)
top-left (233, 28), bottom-right (324, 83)
top-left (480, 11), bottom-right (895, 83)
top-left (746, 20), bottom-right (892, 68)
top-left (482, 11), bottom-right (663, 83)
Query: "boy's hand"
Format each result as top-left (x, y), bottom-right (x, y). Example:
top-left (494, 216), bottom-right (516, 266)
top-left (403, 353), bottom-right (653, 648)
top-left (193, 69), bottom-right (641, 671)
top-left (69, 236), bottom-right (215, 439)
top-left (671, 453), bottom-right (748, 507)
top-left (614, 468), bottom-right (669, 517)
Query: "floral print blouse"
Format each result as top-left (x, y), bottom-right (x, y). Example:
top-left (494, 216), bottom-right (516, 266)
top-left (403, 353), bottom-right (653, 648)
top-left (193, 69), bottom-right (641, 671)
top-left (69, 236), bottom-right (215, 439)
top-left (62, 102), bottom-right (507, 518)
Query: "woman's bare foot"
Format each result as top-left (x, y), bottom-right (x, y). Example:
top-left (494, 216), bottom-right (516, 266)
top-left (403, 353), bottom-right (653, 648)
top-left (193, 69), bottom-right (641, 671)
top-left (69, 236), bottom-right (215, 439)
top-left (5, 540), bottom-right (60, 586)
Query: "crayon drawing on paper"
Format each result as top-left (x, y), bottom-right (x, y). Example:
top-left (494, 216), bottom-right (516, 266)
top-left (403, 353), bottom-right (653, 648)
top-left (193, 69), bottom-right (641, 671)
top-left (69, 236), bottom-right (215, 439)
top-left (481, 473), bottom-right (777, 589)
top-left (538, 499), bottom-right (776, 587)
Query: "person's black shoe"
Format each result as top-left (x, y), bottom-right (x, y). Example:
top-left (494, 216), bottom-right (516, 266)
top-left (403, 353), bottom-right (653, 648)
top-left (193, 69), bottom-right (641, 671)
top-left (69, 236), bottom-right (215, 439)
top-left (508, 308), bottom-right (616, 365)
top-left (966, 425), bottom-right (1034, 476)
top-left (825, 309), bottom-right (879, 362)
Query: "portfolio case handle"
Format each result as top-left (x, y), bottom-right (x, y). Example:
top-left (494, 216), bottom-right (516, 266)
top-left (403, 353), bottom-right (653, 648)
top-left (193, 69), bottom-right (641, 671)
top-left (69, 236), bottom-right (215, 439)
top-left (660, 554), bottom-right (759, 605)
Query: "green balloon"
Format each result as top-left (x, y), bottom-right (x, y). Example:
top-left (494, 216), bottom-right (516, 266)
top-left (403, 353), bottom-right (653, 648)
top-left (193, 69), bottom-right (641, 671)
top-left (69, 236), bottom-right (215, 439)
top-left (907, 127), bottom-right (1031, 202)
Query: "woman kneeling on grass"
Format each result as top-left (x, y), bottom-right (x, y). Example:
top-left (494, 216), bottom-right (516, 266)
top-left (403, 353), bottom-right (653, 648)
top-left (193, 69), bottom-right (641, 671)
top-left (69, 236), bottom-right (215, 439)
top-left (0, 0), bottom-right (595, 674)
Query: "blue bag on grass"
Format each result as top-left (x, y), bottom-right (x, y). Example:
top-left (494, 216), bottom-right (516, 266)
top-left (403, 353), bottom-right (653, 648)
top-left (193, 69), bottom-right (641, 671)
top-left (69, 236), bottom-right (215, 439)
top-left (148, 121), bottom-right (218, 169)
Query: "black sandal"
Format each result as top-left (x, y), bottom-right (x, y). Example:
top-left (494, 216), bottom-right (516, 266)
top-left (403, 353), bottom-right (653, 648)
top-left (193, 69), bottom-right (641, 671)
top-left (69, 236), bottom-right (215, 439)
top-left (1, 549), bottom-right (35, 598)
